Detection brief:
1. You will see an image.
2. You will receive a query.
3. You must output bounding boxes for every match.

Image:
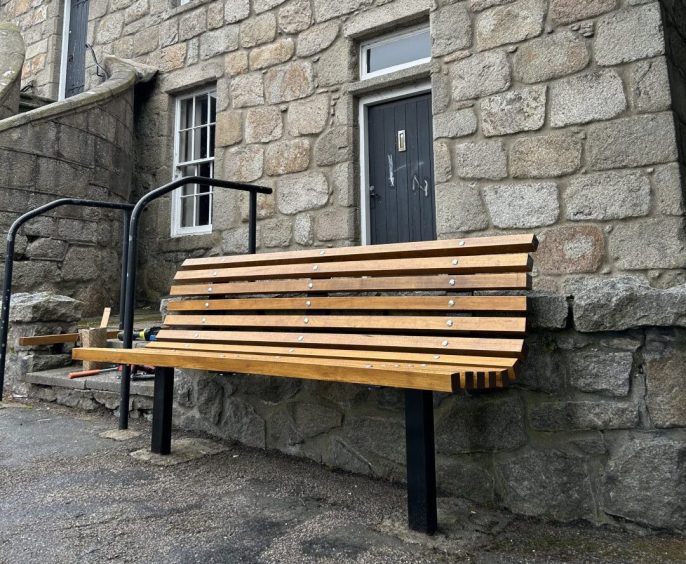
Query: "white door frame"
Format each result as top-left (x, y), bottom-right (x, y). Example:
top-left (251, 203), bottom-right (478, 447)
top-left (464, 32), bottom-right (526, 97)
top-left (58, 0), bottom-right (71, 100)
top-left (358, 81), bottom-right (432, 245)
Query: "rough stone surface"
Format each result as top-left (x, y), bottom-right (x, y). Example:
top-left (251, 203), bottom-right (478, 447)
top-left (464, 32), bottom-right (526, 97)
top-left (435, 182), bottom-right (489, 233)
top-left (276, 171), bottom-right (329, 214)
top-left (314, 127), bottom-right (352, 166)
top-left (9, 293), bottom-right (83, 323)
top-left (481, 86), bottom-right (547, 137)
top-left (314, 208), bottom-right (355, 241)
top-left (513, 31), bottom-right (590, 84)
top-left (609, 218), bottom-right (686, 270)
top-left (264, 138), bottom-right (310, 176)
top-left (496, 449), bottom-right (594, 521)
top-left (431, 3), bottom-right (472, 57)
top-left (221, 144), bottom-right (264, 182)
top-left (293, 213), bottom-right (314, 245)
top-left (215, 110), bottom-right (243, 147)
top-left (200, 26), bottom-right (240, 60)
top-left (631, 58), bottom-right (672, 113)
top-left (229, 72), bottom-right (264, 108)
top-left (537, 225), bottom-right (604, 274)
top-left (510, 133), bottom-right (582, 178)
top-left (528, 293), bottom-right (569, 329)
top-left (603, 437), bottom-right (686, 530)
top-left (550, 0), bottom-right (616, 25)
top-left (595, 4), bottom-right (665, 66)
top-left (529, 401), bottom-right (639, 431)
top-left (454, 140), bottom-right (507, 180)
top-left (451, 50), bottom-right (511, 102)
top-left (482, 182), bottom-right (559, 228)
top-left (295, 21), bottom-right (339, 58)
top-left (261, 217), bottom-right (292, 247)
top-left (264, 61), bottom-right (315, 103)
top-left (224, 0), bottom-right (250, 23)
top-left (239, 12), bottom-right (276, 48)
top-left (566, 171), bottom-right (651, 221)
top-left (278, 0), bottom-right (312, 33)
top-left (287, 94), bottom-right (329, 136)
top-left (433, 108), bottom-right (478, 139)
top-left (476, 0), bottom-right (546, 51)
top-left (587, 113), bottom-right (678, 170)
top-left (550, 70), bottom-right (627, 127)
top-left (569, 277), bottom-right (686, 332)
top-left (244, 106), bottom-right (283, 143)
top-left (654, 164), bottom-right (686, 216)
top-left (645, 345), bottom-right (686, 428)
top-left (249, 38), bottom-right (294, 70)
top-left (565, 349), bottom-right (633, 397)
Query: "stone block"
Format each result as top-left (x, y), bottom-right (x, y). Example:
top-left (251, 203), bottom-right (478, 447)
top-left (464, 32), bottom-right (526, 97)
top-left (481, 85), bottom-right (546, 137)
top-left (496, 449), bottom-right (593, 521)
top-left (475, 0), bottom-right (546, 51)
top-left (314, 208), bottom-right (355, 241)
top-left (433, 108), bottom-right (478, 139)
top-left (631, 57), bottom-right (671, 113)
top-left (451, 50), bottom-right (511, 101)
top-left (159, 19), bottom-right (177, 47)
top-left (225, 50), bottom-right (248, 76)
top-left (179, 8), bottom-right (207, 41)
top-left (296, 21), bottom-right (339, 57)
top-left (550, 0), bottom-right (616, 25)
top-left (510, 132), bottom-right (581, 178)
top-left (550, 70), bottom-right (626, 127)
top-left (61, 247), bottom-right (101, 281)
top-left (565, 349), bottom-right (633, 397)
top-left (9, 292), bottom-right (82, 323)
top-left (595, 4), bottom-right (665, 66)
top-left (645, 345), bottom-right (686, 428)
top-left (215, 110), bottom-right (242, 147)
top-left (537, 225), bottom-right (604, 274)
top-left (529, 400), bottom-right (638, 430)
top-left (513, 31), bottom-right (590, 84)
top-left (264, 61), bottom-right (315, 103)
top-left (249, 38), bottom-right (294, 70)
top-left (221, 144), bottom-right (264, 182)
top-left (264, 139), bottom-right (310, 176)
top-left (654, 163), bottom-right (685, 216)
top-left (566, 170), bottom-right (650, 221)
top-left (153, 43), bottom-right (187, 72)
top-left (96, 13), bottom-right (124, 43)
top-left (603, 436), bottom-right (686, 530)
top-left (568, 277), bottom-right (686, 332)
top-left (333, 162), bottom-right (355, 207)
top-left (431, 3), bottom-right (472, 57)
top-left (229, 72), bottom-right (264, 108)
top-left (276, 171), bottom-right (329, 214)
top-left (516, 335), bottom-right (564, 392)
top-left (287, 94), bottom-right (329, 136)
top-left (200, 26), bottom-right (239, 60)
top-left (482, 182), bottom-right (558, 228)
top-left (528, 293), bottom-right (569, 329)
top-left (609, 218), bottom-right (686, 270)
top-left (207, 2), bottom-right (224, 29)
top-left (220, 396), bottom-right (266, 449)
top-left (437, 457), bottom-right (494, 503)
top-left (244, 106), bottom-right (283, 143)
top-left (25, 238), bottom-right (68, 260)
top-left (454, 140), bottom-right (507, 180)
top-left (316, 39), bottom-right (354, 87)
top-left (313, 0), bottom-right (371, 22)
top-left (224, 0), bottom-right (250, 23)
top-left (294, 214), bottom-right (314, 245)
top-left (278, 0), bottom-right (312, 33)
top-left (314, 127), bottom-right (352, 166)
top-left (124, 0), bottom-right (148, 24)
top-left (434, 142), bottom-right (452, 183)
top-left (221, 225), bottom-right (253, 254)
top-left (254, 0), bottom-right (287, 13)
top-left (261, 217), bottom-right (293, 247)
top-left (435, 394), bottom-right (527, 454)
top-left (435, 182), bottom-right (490, 233)
top-left (587, 113), bottom-right (678, 170)
top-left (470, 0), bottom-right (516, 11)
top-left (240, 12), bottom-right (276, 48)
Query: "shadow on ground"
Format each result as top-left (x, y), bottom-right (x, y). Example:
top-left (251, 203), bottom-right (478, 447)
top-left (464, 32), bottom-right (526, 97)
top-left (0, 401), bottom-right (684, 563)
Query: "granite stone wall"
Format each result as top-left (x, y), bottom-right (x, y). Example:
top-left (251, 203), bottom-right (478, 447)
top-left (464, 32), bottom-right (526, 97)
top-left (0, 22), bottom-right (24, 118)
top-left (2, 0), bottom-right (685, 531)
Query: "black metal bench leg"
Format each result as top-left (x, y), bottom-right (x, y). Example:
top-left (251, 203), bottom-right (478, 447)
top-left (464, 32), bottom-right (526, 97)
top-left (405, 389), bottom-right (437, 534)
top-left (151, 367), bottom-right (174, 455)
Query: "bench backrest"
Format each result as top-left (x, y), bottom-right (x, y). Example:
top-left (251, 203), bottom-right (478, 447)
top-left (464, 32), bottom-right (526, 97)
top-left (146, 234), bottom-right (537, 389)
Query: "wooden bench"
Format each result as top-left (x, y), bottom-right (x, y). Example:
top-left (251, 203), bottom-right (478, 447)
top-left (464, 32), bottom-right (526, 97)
top-left (73, 233), bottom-right (537, 534)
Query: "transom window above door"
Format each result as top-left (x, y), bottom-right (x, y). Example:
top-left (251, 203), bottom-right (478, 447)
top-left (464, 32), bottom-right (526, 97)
top-left (360, 25), bottom-right (431, 80)
top-left (171, 88), bottom-right (216, 237)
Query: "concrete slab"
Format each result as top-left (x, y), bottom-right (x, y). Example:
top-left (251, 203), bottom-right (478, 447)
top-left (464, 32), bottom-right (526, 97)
top-left (99, 428), bottom-right (141, 441)
top-left (24, 365), bottom-right (154, 396)
top-left (130, 438), bottom-right (228, 466)
top-left (0, 401), bottom-right (684, 563)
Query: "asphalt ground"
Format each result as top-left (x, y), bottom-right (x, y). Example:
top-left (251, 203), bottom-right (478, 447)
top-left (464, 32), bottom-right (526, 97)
top-left (0, 400), bottom-right (684, 563)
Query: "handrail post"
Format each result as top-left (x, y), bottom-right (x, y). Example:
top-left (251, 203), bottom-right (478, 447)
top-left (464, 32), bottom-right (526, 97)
top-left (117, 176), bottom-right (271, 429)
top-left (248, 190), bottom-right (257, 254)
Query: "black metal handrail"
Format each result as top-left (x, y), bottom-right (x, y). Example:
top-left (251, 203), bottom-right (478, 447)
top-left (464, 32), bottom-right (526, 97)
top-left (117, 176), bottom-right (271, 429)
top-left (0, 199), bottom-right (134, 399)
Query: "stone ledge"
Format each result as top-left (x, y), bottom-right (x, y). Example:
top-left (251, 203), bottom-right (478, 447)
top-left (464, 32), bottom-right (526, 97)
top-left (344, 63), bottom-right (431, 97)
top-left (23, 365), bottom-right (154, 397)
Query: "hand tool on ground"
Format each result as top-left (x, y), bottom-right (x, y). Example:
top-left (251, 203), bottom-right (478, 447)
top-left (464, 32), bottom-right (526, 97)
top-left (68, 366), bottom-right (120, 379)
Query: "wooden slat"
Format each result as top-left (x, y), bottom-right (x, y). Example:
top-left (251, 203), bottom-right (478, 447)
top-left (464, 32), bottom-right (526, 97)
top-left (180, 234), bottom-right (538, 270)
top-left (173, 253), bottom-right (532, 283)
top-left (154, 329), bottom-right (525, 357)
top-left (169, 273), bottom-right (531, 296)
top-left (18, 330), bottom-right (119, 346)
top-left (146, 341), bottom-right (518, 368)
top-left (162, 314), bottom-right (527, 334)
top-left (72, 347), bottom-right (510, 392)
top-left (166, 295), bottom-right (528, 313)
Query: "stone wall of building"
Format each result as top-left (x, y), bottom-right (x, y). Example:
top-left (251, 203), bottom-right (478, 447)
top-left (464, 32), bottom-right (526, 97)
top-left (0, 22), bottom-right (24, 118)
top-left (3, 0), bottom-right (685, 531)
top-left (0, 56), bottom-right (154, 316)
top-left (0, 0), bottom-right (63, 99)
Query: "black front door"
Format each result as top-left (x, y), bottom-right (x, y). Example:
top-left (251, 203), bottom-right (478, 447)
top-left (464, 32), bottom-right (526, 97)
top-left (367, 93), bottom-right (436, 244)
top-left (64, 0), bottom-right (89, 97)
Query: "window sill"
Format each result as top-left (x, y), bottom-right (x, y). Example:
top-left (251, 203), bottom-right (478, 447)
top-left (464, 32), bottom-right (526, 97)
top-left (345, 63), bottom-right (432, 97)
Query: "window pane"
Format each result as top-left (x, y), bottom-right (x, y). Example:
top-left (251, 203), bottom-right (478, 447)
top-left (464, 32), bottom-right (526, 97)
top-left (180, 98), bottom-right (193, 129)
top-left (210, 94), bottom-right (217, 123)
top-left (180, 130), bottom-right (193, 162)
top-left (198, 161), bottom-right (212, 185)
top-left (196, 94), bottom-right (209, 126)
top-left (209, 124), bottom-right (215, 158)
top-left (197, 194), bottom-right (211, 226)
top-left (199, 126), bottom-right (208, 159)
top-left (180, 196), bottom-right (195, 227)
top-left (367, 29), bottom-right (430, 74)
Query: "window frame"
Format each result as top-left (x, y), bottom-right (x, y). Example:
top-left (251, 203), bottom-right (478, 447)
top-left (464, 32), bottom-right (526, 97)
top-left (359, 24), bottom-right (431, 81)
top-left (171, 87), bottom-right (217, 237)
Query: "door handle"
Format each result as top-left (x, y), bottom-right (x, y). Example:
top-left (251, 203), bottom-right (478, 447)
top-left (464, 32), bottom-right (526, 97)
top-left (422, 179), bottom-right (429, 197)
top-left (369, 185), bottom-right (379, 198)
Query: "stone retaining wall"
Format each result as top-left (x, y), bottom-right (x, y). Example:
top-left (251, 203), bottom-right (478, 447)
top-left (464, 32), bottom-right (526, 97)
top-left (0, 22), bottom-right (24, 118)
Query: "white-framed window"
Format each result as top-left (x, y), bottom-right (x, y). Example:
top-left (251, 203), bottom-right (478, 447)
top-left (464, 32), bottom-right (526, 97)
top-left (359, 25), bottom-right (431, 80)
top-left (171, 88), bottom-right (217, 237)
